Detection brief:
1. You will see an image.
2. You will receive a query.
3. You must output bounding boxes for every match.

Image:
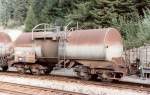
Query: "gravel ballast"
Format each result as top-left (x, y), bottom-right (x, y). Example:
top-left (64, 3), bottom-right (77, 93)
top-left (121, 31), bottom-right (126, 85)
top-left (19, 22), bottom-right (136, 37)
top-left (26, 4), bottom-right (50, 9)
top-left (0, 75), bottom-right (148, 95)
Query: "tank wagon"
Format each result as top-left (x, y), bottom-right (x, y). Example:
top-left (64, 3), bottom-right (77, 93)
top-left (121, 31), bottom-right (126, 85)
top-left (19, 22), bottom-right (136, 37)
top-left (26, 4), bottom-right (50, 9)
top-left (0, 32), bottom-right (13, 71)
top-left (59, 28), bottom-right (127, 80)
top-left (12, 26), bottom-right (127, 80)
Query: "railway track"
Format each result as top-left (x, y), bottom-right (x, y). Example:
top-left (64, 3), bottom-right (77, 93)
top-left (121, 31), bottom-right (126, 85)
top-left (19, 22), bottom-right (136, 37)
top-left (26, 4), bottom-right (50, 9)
top-left (0, 88), bottom-right (30, 95)
top-left (0, 81), bottom-right (85, 95)
top-left (0, 71), bottom-right (149, 95)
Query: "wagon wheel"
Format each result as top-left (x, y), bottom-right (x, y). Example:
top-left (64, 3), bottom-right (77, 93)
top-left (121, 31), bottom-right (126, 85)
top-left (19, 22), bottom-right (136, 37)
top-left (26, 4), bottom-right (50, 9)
top-left (77, 71), bottom-right (91, 80)
top-left (91, 74), bottom-right (98, 81)
top-left (76, 66), bottom-right (91, 80)
top-left (17, 67), bottom-right (26, 74)
top-left (43, 66), bottom-right (54, 75)
top-left (98, 73), bottom-right (113, 82)
top-left (2, 66), bottom-right (8, 71)
top-left (31, 67), bottom-right (41, 75)
top-left (43, 68), bottom-right (52, 75)
top-left (0, 57), bottom-right (8, 71)
top-left (33, 69), bottom-right (41, 75)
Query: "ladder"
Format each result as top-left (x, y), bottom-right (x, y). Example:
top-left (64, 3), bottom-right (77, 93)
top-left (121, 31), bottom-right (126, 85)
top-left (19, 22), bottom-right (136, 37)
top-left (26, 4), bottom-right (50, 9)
top-left (58, 30), bottom-right (67, 67)
top-left (57, 22), bottom-right (79, 68)
top-left (57, 21), bottom-right (74, 68)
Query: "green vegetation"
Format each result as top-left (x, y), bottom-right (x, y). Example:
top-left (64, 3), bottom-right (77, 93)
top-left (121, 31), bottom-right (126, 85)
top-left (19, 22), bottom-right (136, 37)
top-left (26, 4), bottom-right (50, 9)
top-left (112, 10), bottom-right (150, 48)
top-left (0, 0), bottom-right (31, 27)
top-left (0, 0), bottom-right (150, 47)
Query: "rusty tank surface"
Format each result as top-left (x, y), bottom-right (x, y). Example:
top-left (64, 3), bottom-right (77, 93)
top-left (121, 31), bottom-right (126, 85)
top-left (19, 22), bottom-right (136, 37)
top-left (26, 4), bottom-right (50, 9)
top-left (33, 32), bottom-right (58, 63)
top-left (14, 32), bottom-right (58, 63)
top-left (0, 32), bottom-right (13, 71)
top-left (58, 28), bottom-right (127, 80)
top-left (0, 32), bottom-right (12, 56)
top-left (0, 32), bottom-right (11, 43)
top-left (14, 32), bottom-right (40, 63)
top-left (13, 31), bottom-right (58, 74)
top-left (60, 28), bottom-right (123, 61)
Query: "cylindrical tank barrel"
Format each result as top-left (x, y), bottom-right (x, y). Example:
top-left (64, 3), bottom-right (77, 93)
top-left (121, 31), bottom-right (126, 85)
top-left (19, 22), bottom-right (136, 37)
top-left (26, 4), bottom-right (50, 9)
top-left (0, 32), bottom-right (12, 57)
top-left (59, 28), bottom-right (123, 61)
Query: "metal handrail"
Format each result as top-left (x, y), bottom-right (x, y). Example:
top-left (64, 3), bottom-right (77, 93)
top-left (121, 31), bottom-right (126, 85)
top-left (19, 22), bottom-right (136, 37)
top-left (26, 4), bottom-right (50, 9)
top-left (32, 23), bottom-right (50, 40)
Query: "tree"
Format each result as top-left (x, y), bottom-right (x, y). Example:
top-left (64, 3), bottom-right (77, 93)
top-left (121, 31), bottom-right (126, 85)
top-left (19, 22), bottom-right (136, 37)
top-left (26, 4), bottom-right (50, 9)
top-left (24, 0), bottom-right (47, 31)
top-left (133, 0), bottom-right (150, 15)
top-left (0, 0), bottom-right (31, 27)
top-left (23, 0), bottom-right (150, 31)
top-left (39, 0), bottom-right (79, 25)
top-left (13, 0), bottom-right (31, 25)
top-left (24, 6), bottom-right (38, 32)
top-left (25, 0), bottom-right (79, 31)
top-left (1, 0), bottom-right (150, 29)
top-left (66, 0), bottom-right (138, 29)
top-left (0, 0), bottom-right (14, 26)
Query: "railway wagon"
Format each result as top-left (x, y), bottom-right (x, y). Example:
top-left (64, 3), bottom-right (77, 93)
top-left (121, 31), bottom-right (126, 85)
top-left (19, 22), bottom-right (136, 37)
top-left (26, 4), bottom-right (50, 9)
top-left (12, 27), bottom-right (127, 80)
top-left (0, 32), bottom-right (13, 71)
top-left (59, 28), bottom-right (127, 80)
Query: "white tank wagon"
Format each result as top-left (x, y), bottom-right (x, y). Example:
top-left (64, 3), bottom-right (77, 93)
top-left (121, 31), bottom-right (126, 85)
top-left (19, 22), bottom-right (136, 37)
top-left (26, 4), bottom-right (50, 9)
top-left (0, 32), bottom-right (13, 71)
top-left (10, 25), bottom-right (127, 80)
top-left (58, 28), bottom-right (127, 80)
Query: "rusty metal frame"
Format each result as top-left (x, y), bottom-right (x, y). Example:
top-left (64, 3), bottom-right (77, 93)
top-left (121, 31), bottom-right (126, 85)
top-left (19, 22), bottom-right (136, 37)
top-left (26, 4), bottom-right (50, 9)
top-left (32, 23), bottom-right (60, 40)
top-left (124, 44), bottom-right (150, 78)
